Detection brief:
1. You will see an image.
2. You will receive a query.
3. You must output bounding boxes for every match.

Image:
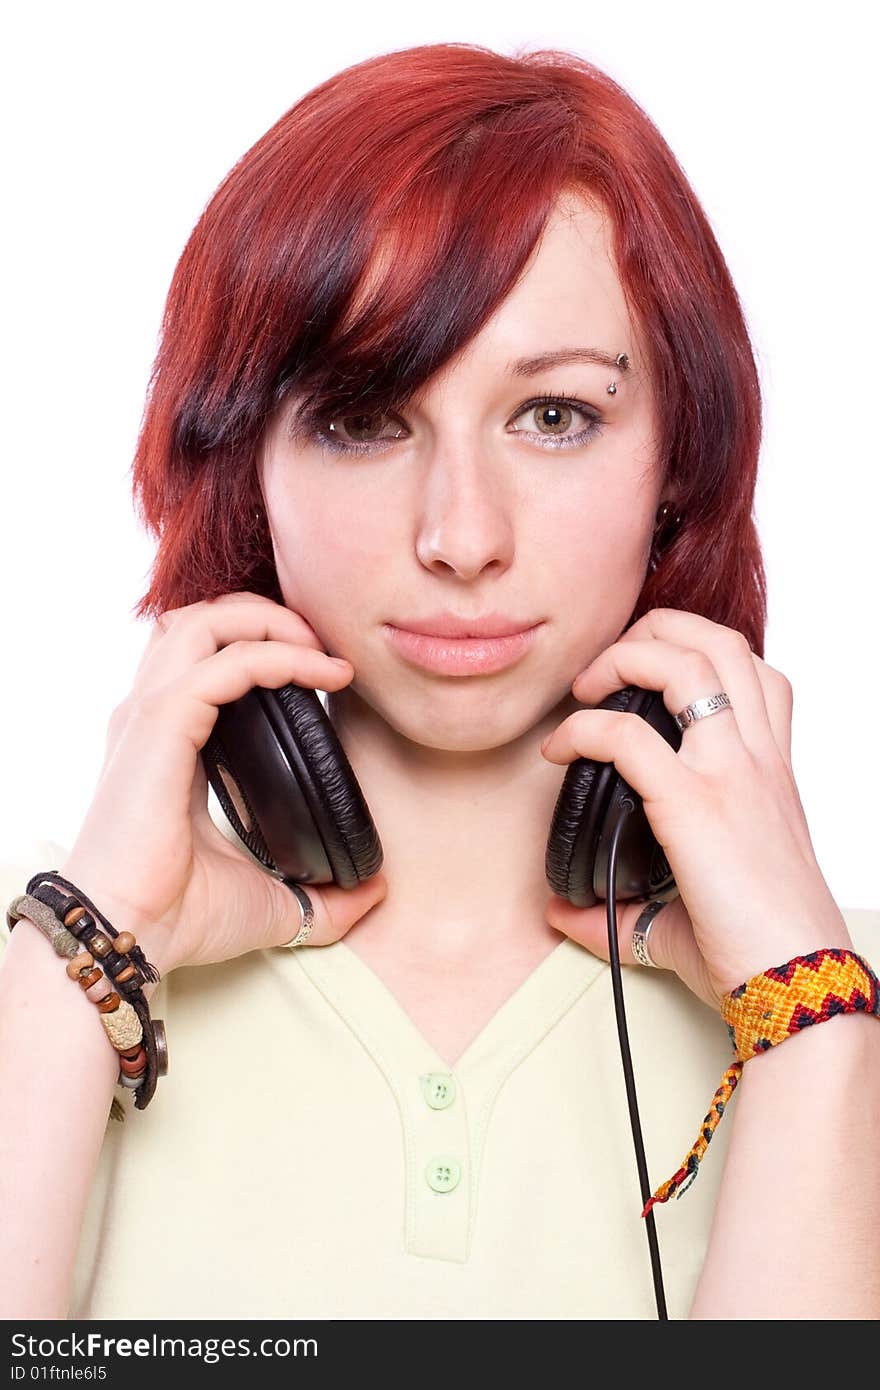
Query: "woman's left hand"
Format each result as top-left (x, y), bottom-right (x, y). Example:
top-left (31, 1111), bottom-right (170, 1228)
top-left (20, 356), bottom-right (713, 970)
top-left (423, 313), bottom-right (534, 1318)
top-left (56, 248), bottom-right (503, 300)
top-left (540, 607), bottom-right (854, 1009)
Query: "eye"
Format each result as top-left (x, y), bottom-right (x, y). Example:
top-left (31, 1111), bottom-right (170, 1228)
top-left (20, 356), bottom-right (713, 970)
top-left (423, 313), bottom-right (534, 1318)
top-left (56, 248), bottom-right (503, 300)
top-left (303, 408), bottom-right (407, 455)
top-left (509, 393), bottom-right (604, 450)
top-left (324, 409), bottom-right (407, 449)
top-left (307, 390), bottom-right (605, 456)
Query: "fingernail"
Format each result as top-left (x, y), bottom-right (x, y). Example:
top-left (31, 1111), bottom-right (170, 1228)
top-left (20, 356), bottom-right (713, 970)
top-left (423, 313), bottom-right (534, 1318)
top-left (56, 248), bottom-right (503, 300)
top-left (329, 657), bottom-right (351, 667)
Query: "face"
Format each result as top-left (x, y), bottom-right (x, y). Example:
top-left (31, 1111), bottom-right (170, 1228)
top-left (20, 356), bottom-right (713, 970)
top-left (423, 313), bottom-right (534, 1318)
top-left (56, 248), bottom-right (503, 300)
top-left (257, 189), bottom-right (665, 752)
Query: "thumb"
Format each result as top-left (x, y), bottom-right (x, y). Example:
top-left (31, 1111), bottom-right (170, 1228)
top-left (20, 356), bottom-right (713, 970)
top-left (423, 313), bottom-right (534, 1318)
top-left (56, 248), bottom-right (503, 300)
top-left (545, 891), bottom-right (680, 972)
top-left (545, 892), bottom-right (717, 1009)
top-left (268, 870), bottom-right (389, 948)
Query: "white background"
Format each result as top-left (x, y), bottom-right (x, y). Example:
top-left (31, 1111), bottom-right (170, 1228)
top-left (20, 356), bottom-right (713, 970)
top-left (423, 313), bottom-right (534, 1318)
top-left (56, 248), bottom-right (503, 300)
top-left (2, 2), bottom-right (877, 907)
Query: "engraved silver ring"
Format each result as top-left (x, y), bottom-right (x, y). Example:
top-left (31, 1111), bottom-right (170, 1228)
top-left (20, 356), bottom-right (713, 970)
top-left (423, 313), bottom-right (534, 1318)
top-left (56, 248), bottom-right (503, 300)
top-left (673, 691), bottom-right (733, 733)
top-left (278, 880), bottom-right (315, 948)
top-left (632, 899), bottom-right (666, 968)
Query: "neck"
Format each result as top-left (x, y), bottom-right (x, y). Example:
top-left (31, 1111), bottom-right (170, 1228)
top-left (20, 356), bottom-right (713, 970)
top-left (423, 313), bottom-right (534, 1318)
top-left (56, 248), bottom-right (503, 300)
top-left (324, 683), bottom-right (583, 968)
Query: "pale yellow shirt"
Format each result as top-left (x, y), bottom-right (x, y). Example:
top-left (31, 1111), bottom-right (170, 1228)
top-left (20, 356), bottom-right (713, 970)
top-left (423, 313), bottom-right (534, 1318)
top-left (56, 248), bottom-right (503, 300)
top-left (2, 838), bottom-right (877, 1320)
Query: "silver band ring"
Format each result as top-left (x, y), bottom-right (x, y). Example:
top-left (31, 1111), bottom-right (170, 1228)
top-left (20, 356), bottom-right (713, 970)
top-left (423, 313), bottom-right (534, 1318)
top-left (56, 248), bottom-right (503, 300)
top-left (673, 691), bottom-right (732, 733)
top-left (278, 880), bottom-right (315, 948)
top-left (632, 899), bottom-right (666, 968)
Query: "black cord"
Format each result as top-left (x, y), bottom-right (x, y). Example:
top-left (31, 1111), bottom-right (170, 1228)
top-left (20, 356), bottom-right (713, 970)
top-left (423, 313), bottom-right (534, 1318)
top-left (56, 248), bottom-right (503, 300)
top-left (606, 800), bottom-right (668, 1320)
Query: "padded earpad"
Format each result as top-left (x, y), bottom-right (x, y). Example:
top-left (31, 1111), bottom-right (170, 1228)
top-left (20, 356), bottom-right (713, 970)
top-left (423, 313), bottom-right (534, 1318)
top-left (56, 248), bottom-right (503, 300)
top-left (545, 685), bottom-right (682, 909)
top-left (202, 676), bottom-right (680, 907)
top-left (201, 682), bottom-right (383, 889)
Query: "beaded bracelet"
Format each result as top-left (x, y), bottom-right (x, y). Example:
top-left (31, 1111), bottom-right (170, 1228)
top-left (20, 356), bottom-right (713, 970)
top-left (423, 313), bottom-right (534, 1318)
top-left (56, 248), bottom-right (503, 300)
top-left (5, 871), bottom-right (168, 1121)
top-left (642, 946), bottom-right (880, 1217)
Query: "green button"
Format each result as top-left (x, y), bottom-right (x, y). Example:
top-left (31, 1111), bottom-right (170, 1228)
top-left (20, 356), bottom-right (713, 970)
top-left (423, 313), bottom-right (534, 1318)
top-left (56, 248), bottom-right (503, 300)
top-left (425, 1157), bottom-right (462, 1193)
top-left (420, 1072), bottom-right (456, 1109)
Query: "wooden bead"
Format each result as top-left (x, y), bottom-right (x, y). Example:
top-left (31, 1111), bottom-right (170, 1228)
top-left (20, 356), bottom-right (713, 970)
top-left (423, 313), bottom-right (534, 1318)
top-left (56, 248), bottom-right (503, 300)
top-left (119, 1044), bottom-right (143, 1061)
top-left (112, 931), bottom-right (136, 956)
top-left (85, 977), bottom-right (113, 1004)
top-left (97, 992), bottom-right (121, 1013)
top-left (118, 1047), bottom-right (147, 1077)
top-left (112, 963), bottom-right (138, 984)
top-left (88, 931), bottom-right (113, 958)
top-left (65, 951), bottom-right (94, 980)
top-left (118, 1071), bottom-right (145, 1089)
top-left (64, 905), bottom-right (87, 929)
top-left (77, 967), bottom-right (103, 992)
top-left (101, 1000), bottom-right (142, 1050)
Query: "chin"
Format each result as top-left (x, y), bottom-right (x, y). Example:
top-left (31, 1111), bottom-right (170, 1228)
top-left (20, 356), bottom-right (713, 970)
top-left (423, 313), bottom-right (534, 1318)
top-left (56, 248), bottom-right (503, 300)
top-left (343, 675), bottom-right (565, 754)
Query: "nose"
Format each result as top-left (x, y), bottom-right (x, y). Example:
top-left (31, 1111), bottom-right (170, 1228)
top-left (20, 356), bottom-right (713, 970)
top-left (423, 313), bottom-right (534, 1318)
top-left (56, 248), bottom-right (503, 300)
top-left (414, 443), bottom-right (515, 580)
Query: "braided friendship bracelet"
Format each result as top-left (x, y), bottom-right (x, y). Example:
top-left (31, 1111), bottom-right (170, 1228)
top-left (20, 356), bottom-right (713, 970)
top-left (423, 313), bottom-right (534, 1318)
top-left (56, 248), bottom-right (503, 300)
top-left (5, 870), bottom-right (167, 1121)
top-left (641, 947), bottom-right (880, 1218)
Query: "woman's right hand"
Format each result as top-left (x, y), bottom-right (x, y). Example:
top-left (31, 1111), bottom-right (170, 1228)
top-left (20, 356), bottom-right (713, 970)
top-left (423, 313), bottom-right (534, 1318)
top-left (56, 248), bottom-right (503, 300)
top-left (55, 592), bottom-right (387, 978)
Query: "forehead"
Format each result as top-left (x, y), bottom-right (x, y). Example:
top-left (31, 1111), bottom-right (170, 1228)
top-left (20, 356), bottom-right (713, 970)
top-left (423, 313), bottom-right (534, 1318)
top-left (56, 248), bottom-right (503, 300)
top-left (487, 189), bottom-right (632, 352)
top-left (346, 187), bottom-right (637, 374)
top-left (518, 189), bottom-right (623, 304)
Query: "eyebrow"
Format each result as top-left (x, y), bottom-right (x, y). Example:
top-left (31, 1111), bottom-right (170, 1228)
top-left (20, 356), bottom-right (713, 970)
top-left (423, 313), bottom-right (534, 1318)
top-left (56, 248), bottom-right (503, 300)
top-left (508, 347), bottom-right (630, 376)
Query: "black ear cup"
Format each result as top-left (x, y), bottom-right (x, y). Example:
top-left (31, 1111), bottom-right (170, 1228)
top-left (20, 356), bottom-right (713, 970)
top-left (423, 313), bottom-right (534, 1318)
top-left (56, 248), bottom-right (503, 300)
top-left (202, 677), bottom-right (679, 907)
top-left (201, 682), bottom-right (383, 888)
top-left (545, 685), bottom-right (682, 909)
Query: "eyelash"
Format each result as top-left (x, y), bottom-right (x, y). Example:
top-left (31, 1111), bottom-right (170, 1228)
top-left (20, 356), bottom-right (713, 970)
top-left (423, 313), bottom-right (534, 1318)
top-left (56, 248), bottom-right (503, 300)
top-left (307, 391), bottom-right (606, 457)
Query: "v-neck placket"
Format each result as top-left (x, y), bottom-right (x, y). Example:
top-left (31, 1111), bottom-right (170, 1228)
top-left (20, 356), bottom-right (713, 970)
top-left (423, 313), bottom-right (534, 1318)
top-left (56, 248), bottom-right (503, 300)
top-left (293, 936), bottom-right (606, 1263)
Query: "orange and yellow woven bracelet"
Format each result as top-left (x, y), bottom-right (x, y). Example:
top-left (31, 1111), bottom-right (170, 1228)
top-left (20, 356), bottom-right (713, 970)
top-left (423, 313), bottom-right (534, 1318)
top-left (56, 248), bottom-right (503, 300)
top-left (642, 946), bottom-right (880, 1218)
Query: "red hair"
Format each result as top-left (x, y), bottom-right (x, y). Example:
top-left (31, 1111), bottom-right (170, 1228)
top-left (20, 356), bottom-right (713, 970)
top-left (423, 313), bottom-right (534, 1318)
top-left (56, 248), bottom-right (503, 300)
top-left (131, 41), bottom-right (767, 656)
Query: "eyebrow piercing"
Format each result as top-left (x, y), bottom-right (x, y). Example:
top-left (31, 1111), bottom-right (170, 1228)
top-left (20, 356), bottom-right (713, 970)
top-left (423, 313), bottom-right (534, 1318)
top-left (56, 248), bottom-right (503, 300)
top-left (606, 351), bottom-right (630, 394)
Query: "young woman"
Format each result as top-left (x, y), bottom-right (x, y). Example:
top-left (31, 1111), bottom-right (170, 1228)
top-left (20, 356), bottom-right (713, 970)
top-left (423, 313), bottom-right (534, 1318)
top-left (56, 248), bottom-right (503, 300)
top-left (1, 41), bottom-right (877, 1322)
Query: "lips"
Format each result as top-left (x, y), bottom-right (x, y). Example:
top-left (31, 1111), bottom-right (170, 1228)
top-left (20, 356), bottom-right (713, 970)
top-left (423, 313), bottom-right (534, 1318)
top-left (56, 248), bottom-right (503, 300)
top-left (389, 613), bottom-right (540, 638)
top-left (383, 621), bottom-right (543, 675)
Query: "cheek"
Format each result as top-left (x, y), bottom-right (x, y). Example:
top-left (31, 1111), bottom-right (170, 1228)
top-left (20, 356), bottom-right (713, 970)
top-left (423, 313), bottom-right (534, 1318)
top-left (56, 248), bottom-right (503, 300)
top-left (541, 480), bottom-right (651, 580)
top-left (537, 484), bottom-right (653, 654)
top-left (268, 488), bottom-right (390, 635)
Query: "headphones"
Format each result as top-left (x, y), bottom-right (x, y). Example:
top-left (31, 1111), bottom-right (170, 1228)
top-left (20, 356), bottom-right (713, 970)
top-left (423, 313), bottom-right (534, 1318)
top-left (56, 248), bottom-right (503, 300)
top-left (201, 675), bottom-right (682, 1318)
top-left (201, 679), bottom-right (681, 903)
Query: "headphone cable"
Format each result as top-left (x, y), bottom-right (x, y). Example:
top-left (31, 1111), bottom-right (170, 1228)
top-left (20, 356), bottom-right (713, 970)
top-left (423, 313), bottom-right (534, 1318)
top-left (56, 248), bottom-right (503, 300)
top-left (606, 799), bottom-right (668, 1319)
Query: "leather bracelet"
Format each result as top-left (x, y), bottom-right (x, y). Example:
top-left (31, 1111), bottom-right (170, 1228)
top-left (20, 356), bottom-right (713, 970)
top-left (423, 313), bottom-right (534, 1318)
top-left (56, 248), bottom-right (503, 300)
top-left (6, 870), bottom-right (168, 1117)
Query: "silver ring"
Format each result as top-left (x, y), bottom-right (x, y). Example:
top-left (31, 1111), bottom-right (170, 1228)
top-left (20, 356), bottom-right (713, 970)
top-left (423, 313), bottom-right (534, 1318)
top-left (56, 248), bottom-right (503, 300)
top-left (278, 880), bottom-right (315, 948)
top-left (632, 899), bottom-right (666, 967)
top-left (673, 691), bottom-right (732, 733)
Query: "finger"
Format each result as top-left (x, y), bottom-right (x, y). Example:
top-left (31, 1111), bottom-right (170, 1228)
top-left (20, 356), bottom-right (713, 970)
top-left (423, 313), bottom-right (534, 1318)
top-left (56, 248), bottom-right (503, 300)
top-left (265, 871), bottom-right (388, 950)
top-left (746, 657), bottom-right (813, 856)
top-left (136, 592), bottom-right (284, 670)
top-left (571, 639), bottom-right (742, 773)
top-left (604, 609), bottom-right (779, 762)
top-left (136, 593), bottom-right (331, 676)
top-left (541, 706), bottom-right (686, 805)
top-left (545, 892), bottom-right (669, 967)
top-left (133, 595), bottom-right (347, 693)
top-left (545, 892), bottom-right (717, 1008)
top-left (135, 592), bottom-right (326, 677)
top-left (750, 657), bottom-right (795, 772)
top-left (613, 608), bottom-right (796, 775)
top-left (614, 606), bottom-right (752, 656)
top-left (135, 637), bottom-right (355, 753)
